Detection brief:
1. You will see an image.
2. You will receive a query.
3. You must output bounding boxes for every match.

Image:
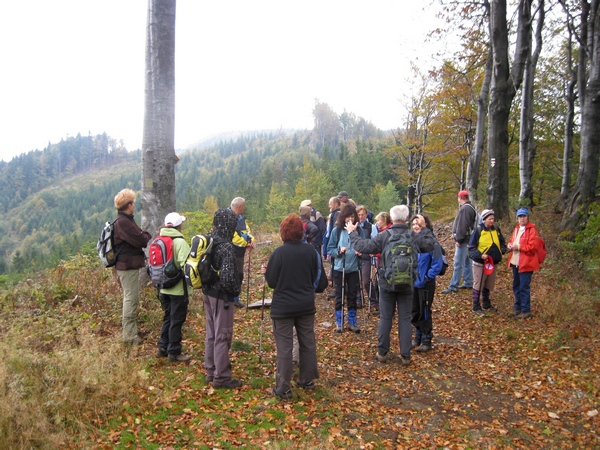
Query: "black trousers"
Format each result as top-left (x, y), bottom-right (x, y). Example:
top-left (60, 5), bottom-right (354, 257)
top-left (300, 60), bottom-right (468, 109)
top-left (158, 293), bottom-right (189, 355)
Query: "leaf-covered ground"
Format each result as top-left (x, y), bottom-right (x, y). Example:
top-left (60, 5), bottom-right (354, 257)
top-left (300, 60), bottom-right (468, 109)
top-left (93, 235), bottom-right (599, 449)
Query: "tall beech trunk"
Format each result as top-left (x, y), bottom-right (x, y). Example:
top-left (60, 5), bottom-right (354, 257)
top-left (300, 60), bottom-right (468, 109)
top-left (486, 0), bottom-right (532, 220)
top-left (141, 0), bottom-right (177, 238)
top-left (562, 0), bottom-right (600, 235)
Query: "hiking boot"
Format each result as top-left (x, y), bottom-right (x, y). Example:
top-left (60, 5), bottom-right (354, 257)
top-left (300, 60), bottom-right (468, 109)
top-left (375, 352), bottom-right (387, 363)
top-left (411, 340), bottom-right (420, 349)
top-left (214, 379), bottom-right (242, 389)
top-left (157, 347), bottom-right (167, 358)
top-left (442, 287), bottom-right (458, 294)
top-left (296, 380), bottom-right (315, 390)
top-left (233, 299), bottom-right (244, 308)
top-left (483, 305), bottom-right (498, 312)
top-left (348, 324), bottom-right (361, 334)
top-left (416, 343), bottom-right (431, 352)
top-left (205, 375), bottom-right (214, 383)
top-left (168, 353), bottom-right (191, 363)
top-left (372, 309), bottom-right (380, 316)
top-left (517, 311), bottom-right (533, 320)
top-left (508, 310), bottom-right (522, 318)
top-left (473, 308), bottom-right (485, 316)
top-left (272, 387), bottom-right (292, 399)
top-left (327, 292), bottom-right (335, 299)
top-left (399, 357), bottom-right (411, 366)
top-left (458, 284), bottom-right (473, 289)
top-left (129, 337), bottom-right (143, 345)
top-left (334, 326), bottom-right (343, 333)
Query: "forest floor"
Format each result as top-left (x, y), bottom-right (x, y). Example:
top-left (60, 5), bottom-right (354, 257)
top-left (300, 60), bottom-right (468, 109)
top-left (89, 221), bottom-right (599, 449)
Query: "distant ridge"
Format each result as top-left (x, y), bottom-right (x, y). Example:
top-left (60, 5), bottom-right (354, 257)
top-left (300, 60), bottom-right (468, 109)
top-left (183, 128), bottom-right (302, 151)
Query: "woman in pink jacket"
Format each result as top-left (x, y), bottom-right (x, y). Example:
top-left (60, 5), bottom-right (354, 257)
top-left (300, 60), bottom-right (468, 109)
top-left (507, 208), bottom-right (540, 319)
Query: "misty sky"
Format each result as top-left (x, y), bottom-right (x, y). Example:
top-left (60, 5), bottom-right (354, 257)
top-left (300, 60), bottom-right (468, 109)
top-left (0, 0), bottom-right (448, 162)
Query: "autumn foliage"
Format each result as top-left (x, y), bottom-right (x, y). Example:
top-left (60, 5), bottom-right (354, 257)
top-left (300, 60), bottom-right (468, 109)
top-left (0, 213), bottom-right (598, 448)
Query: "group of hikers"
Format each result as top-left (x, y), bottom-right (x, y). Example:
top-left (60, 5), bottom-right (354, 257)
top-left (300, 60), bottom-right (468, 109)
top-left (109, 188), bottom-right (543, 398)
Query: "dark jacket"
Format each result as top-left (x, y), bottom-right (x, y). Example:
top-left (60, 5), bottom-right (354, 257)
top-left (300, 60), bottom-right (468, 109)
top-left (468, 223), bottom-right (507, 264)
top-left (452, 202), bottom-right (477, 244)
top-left (359, 220), bottom-right (373, 261)
top-left (203, 209), bottom-right (242, 302)
top-left (302, 219), bottom-right (321, 249)
top-left (350, 224), bottom-right (435, 292)
top-left (323, 208), bottom-right (340, 259)
top-left (113, 212), bottom-right (151, 270)
top-left (265, 241), bottom-right (318, 319)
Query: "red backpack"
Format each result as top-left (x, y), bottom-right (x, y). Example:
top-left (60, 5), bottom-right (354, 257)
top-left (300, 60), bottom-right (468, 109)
top-left (147, 236), bottom-right (183, 288)
top-left (536, 235), bottom-right (547, 264)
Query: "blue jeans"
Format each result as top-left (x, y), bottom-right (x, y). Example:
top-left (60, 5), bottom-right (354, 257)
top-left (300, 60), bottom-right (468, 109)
top-left (512, 266), bottom-right (533, 313)
top-left (378, 287), bottom-right (413, 359)
top-left (448, 243), bottom-right (473, 289)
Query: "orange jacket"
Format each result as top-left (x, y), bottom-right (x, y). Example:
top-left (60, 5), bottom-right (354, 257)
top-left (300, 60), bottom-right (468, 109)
top-left (507, 222), bottom-right (540, 273)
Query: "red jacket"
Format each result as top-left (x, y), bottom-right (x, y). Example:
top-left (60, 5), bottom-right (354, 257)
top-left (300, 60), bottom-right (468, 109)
top-left (507, 222), bottom-right (540, 273)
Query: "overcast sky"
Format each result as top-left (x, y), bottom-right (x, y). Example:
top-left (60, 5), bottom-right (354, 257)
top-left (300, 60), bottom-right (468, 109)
top-left (0, 1), bottom-right (447, 162)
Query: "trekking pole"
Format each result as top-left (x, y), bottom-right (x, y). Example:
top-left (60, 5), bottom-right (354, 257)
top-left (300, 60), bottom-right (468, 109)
top-left (340, 254), bottom-right (346, 331)
top-left (258, 278), bottom-right (266, 363)
top-left (477, 259), bottom-right (485, 306)
top-left (357, 259), bottom-right (367, 329)
top-left (246, 250), bottom-right (252, 310)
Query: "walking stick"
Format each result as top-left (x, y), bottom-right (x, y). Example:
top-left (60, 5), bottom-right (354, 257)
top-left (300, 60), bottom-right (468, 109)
top-left (368, 264), bottom-right (373, 318)
top-left (357, 259), bottom-right (367, 329)
top-left (246, 250), bottom-right (252, 310)
top-left (476, 259), bottom-right (485, 306)
top-left (340, 255), bottom-right (346, 331)
top-left (258, 278), bottom-right (266, 363)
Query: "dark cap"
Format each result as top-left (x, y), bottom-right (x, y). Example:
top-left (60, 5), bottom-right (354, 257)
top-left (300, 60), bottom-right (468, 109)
top-left (337, 190), bottom-right (349, 198)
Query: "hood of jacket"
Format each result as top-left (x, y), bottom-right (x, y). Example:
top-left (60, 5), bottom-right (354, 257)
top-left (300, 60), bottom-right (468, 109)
top-left (213, 208), bottom-right (237, 240)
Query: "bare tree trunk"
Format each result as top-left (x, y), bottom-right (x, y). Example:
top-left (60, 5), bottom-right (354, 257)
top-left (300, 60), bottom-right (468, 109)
top-left (486, 0), bottom-right (532, 220)
top-left (467, 0), bottom-right (492, 203)
top-left (467, 50), bottom-right (492, 202)
top-left (141, 0), bottom-right (177, 238)
top-left (519, 0), bottom-right (545, 207)
top-left (561, 20), bottom-right (577, 204)
top-left (562, 0), bottom-right (600, 235)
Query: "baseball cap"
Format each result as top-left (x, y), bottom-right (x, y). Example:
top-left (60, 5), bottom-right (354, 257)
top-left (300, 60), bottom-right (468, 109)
top-left (164, 212), bottom-right (186, 227)
top-left (337, 190), bottom-right (349, 198)
top-left (458, 190), bottom-right (469, 198)
top-left (516, 207), bottom-right (530, 217)
top-left (300, 199), bottom-right (312, 207)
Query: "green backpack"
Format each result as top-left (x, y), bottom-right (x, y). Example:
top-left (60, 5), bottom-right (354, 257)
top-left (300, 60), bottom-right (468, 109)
top-left (381, 229), bottom-right (418, 290)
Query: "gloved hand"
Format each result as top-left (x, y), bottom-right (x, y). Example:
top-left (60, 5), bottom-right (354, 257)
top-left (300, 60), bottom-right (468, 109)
top-left (240, 232), bottom-right (250, 242)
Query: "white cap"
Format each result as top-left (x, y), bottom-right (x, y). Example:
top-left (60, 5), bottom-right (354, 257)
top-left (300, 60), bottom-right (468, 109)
top-left (164, 212), bottom-right (186, 227)
top-left (300, 199), bottom-right (312, 207)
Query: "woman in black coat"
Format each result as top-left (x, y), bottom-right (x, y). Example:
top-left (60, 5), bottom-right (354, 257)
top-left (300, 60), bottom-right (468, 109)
top-left (263, 214), bottom-right (320, 399)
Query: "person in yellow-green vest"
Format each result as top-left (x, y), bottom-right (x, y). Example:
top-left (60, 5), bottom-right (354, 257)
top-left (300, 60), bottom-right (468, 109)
top-left (467, 209), bottom-right (507, 315)
top-left (229, 197), bottom-right (254, 308)
top-left (157, 212), bottom-right (192, 362)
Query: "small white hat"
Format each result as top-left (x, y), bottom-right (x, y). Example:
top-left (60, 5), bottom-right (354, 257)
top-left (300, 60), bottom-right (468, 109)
top-left (300, 199), bottom-right (312, 207)
top-left (164, 212), bottom-right (186, 227)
